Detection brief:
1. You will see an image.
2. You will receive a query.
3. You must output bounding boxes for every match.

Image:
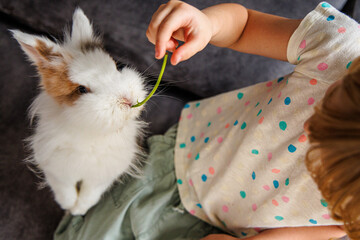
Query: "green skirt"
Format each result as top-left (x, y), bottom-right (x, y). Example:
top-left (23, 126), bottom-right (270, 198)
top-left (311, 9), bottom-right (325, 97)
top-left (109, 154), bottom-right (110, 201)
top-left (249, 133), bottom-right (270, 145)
top-left (54, 125), bottom-right (223, 240)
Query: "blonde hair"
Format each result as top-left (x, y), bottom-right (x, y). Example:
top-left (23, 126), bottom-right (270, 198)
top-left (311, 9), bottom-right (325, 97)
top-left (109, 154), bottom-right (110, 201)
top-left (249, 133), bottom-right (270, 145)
top-left (306, 57), bottom-right (360, 239)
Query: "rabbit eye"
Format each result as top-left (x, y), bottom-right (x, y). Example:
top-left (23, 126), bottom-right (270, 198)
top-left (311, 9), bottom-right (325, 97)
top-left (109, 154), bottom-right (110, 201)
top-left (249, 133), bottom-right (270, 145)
top-left (76, 85), bottom-right (88, 94)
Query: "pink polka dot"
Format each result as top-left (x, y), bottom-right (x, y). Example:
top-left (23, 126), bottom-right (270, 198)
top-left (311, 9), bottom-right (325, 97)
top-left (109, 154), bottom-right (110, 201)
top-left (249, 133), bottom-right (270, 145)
top-left (217, 107), bottom-right (222, 114)
top-left (217, 137), bottom-right (223, 143)
top-left (222, 205), bottom-right (229, 213)
top-left (278, 91), bottom-right (282, 98)
top-left (189, 179), bottom-right (194, 186)
top-left (209, 167), bottom-right (215, 175)
top-left (308, 97), bottom-right (315, 105)
top-left (190, 210), bottom-right (195, 215)
top-left (299, 39), bottom-right (306, 49)
top-left (225, 123), bottom-right (230, 129)
top-left (245, 101), bottom-right (250, 106)
top-left (200, 132), bottom-right (205, 138)
top-left (252, 204), bottom-right (257, 211)
top-left (268, 152), bottom-right (272, 161)
top-left (272, 169), bottom-right (280, 174)
top-left (272, 199), bottom-right (279, 206)
top-left (263, 185), bottom-right (270, 191)
top-left (187, 113), bottom-right (193, 119)
top-left (298, 134), bottom-right (307, 143)
top-left (282, 196), bottom-right (290, 203)
top-left (258, 116), bottom-right (264, 124)
top-left (317, 63), bottom-right (328, 71)
top-left (322, 214), bottom-right (330, 219)
top-left (187, 153), bottom-right (192, 159)
top-left (266, 81), bottom-right (273, 87)
top-left (338, 27), bottom-right (346, 33)
top-left (179, 116), bottom-right (182, 121)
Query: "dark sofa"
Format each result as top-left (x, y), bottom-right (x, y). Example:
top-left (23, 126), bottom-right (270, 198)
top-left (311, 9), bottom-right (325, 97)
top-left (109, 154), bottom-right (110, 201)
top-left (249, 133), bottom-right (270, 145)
top-left (0, 0), bottom-right (358, 239)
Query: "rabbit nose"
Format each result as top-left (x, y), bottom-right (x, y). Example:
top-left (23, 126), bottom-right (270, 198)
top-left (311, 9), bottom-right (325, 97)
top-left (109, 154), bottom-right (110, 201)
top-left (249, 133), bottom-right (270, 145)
top-left (118, 97), bottom-right (132, 108)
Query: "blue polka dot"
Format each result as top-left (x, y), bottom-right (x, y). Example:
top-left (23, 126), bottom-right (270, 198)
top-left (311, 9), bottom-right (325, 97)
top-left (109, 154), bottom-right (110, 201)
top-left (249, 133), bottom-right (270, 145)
top-left (252, 149), bottom-right (259, 155)
top-left (234, 120), bottom-right (239, 126)
top-left (184, 103), bottom-right (190, 109)
top-left (177, 179), bottom-right (183, 184)
top-left (327, 15), bottom-right (335, 21)
top-left (204, 137), bottom-right (209, 143)
top-left (277, 77), bottom-right (284, 83)
top-left (195, 153), bottom-right (200, 160)
top-left (195, 102), bottom-right (200, 107)
top-left (190, 136), bottom-right (196, 142)
top-left (284, 97), bottom-right (291, 105)
top-left (322, 2), bottom-right (331, 7)
top-left (288, 144), bottom-right (297, 153)
top-left (241, 122), bottom-right (247, 130)
top-left (268, 98), bottom-right (272, 104)
top-left (285, 178), bottom-right (290, 186)
top-left (201, 174), bottom-right (207, 182)
top-left (179, 143), bottom-right (186, 148)
top-left (241, 232), bottom-right (248, 236)
top-left (252, 171), bottom-right (256, 180)
top-left (275, 216), bottom-right (284, 221)
top-left (257, 109), bottom-right (262, 116)
top-left (309, 219), bottom-right (318, 224)
top-left (237, 92), bottom-right (244, 100)
top-left (273, 180), bottom-right (279, 189)
top-left (196, 203), bottom-right (202, 208)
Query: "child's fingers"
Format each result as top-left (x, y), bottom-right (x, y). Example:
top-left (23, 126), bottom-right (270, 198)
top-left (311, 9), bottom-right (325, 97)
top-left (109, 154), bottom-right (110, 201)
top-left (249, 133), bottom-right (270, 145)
top-left (155, 10), bottom-right (188, 59)
top-left (171, 35), bottom-right (204, 65)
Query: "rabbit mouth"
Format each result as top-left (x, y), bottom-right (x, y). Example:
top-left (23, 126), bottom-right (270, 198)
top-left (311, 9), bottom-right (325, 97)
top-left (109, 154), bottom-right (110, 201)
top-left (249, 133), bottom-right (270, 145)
top-left (118, 97), bottom-right (133, 108)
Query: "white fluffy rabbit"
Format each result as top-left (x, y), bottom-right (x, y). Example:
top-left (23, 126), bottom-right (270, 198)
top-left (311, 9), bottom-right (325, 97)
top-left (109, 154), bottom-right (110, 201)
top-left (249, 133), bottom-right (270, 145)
top-left (11, 8), bottom-right (147, 215)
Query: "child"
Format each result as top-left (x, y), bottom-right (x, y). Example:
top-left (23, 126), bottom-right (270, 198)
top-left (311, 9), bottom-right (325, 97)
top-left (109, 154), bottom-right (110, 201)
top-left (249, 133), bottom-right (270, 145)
top-left (55, 1), bottom-right (359, 239)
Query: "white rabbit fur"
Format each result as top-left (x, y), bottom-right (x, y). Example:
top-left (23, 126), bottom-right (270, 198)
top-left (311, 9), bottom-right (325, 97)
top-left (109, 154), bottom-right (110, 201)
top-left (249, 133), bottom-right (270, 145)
top-left (11, 8), bottom-right (147, 215)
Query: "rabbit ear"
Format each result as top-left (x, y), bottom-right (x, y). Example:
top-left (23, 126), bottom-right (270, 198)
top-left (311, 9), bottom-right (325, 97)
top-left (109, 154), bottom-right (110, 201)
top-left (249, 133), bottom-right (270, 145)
top-left (10, 30), bottom-right (63, 65)
top-left (71, 8), bottom-right (99, 47)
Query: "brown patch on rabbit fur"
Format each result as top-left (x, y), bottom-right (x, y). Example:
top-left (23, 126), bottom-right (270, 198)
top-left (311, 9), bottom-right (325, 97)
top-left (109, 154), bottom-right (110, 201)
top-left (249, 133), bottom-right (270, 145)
top-left (35, 40), bottom-right (82, 105)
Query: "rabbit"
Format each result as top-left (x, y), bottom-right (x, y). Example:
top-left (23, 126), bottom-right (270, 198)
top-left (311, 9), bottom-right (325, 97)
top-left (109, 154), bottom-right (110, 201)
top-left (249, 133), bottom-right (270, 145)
top-left (11, 8), bottom-right (147, 215)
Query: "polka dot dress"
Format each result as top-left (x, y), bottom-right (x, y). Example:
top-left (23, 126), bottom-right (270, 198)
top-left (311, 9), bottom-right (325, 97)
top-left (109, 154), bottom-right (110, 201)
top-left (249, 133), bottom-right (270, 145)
top-left (174, 2), bottom-right (360, 238)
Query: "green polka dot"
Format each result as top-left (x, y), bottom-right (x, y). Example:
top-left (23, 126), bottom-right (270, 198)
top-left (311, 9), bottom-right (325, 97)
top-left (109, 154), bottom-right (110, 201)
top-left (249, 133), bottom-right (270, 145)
top-left (255, 102), bottom-right (260, 107)
top-left (285, 178), bottom-right (290, 186)
top-left (347, 61), bottom-right (352, 69)
top-left (321, 199), bottom-right (328, 207)
top-left (177, 179), bottom-right (183, 184)
top-left (240, 191), bottom-right (246, 199)
top-left (275, 216), bottom-right (284, 221)
top-left (257, 109), bottom-right (262, 116)
top-left (237, 92), bottom-right (244, 100)
top-left (241, 122), bottom-right (247, 130)
top-left (252, 149), bottom-right (259, 155)
top-left (207, 122), bottom-right (211, 127)
top-left (179, 143), bottom-right (186, 148)
top-left (279, 121), bottom-right (287, 131)
top-left (195, 153), bottom-right (200, 160)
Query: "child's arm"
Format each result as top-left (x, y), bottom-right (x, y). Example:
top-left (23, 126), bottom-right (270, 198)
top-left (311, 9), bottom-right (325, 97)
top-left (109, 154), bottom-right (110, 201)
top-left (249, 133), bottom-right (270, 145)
top-left (201, 226), bottom-right (346, 240)
top-left (146, 1), bottom-right (301, 65)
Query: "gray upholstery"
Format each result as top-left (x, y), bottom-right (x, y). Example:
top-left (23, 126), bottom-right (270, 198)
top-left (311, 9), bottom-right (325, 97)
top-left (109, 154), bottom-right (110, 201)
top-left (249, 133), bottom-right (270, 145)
top-left (0, 0), bottom-right (355, 239)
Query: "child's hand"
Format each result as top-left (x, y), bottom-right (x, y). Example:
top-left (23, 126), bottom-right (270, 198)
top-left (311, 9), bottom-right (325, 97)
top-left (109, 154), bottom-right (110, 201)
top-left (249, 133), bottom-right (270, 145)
top-left (146, 0), bottom-right (213, 65)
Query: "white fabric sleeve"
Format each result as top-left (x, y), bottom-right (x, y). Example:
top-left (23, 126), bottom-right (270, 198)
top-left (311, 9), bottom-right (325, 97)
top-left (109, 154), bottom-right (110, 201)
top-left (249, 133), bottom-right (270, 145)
top-left (287, 2), bottom-right (360, 84)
